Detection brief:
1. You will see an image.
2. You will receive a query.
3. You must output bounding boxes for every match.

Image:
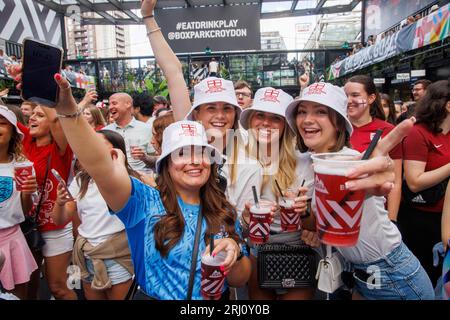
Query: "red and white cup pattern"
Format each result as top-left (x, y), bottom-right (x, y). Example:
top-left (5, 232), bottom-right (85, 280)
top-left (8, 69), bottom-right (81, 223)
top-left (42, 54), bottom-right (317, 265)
top-left (201, 252), bottom-right (226, 300)
top-left (249, 204), bottom-right (272, 244)
top-left (280, 199), bottom-right (300, 232)
top-left (14, 162), bottom-right (34, 191)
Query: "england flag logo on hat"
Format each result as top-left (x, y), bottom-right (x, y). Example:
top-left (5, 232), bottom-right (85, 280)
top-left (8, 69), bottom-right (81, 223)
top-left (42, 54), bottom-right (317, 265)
top-left (205, 79), bottom-right (226, 93)
top-left (306, 83), bottom-right (327, 95)
top-left (180, 123), bottom-right (198, 137)
top-left (261, 89), bottom-right (280, 103)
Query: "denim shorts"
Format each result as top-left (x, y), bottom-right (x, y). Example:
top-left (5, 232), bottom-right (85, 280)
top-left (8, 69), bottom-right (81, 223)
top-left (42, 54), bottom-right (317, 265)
top-left (84, 257), bottom-right (132, 286)
top-left (351, 241), bottom-right (435, 300)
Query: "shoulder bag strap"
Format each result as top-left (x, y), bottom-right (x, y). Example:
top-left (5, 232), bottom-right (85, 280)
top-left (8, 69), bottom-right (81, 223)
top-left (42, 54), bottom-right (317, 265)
top-left (187, 208), bottom-right (203, 300)
top-left (33, 155), bottom-right (52, 224)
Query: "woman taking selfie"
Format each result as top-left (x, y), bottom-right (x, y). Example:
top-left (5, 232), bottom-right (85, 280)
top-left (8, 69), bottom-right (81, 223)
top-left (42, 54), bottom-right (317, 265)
top-left (285, 82), bottom-right (434, 300)
top-left (10, 63), bottom-right (252, 299)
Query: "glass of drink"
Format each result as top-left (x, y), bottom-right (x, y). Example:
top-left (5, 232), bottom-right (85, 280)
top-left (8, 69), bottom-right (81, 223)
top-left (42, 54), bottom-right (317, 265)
top-left (201, 251), bottom-right (227, 300)
top-left (280, 188), bottom-right (300, 232)
top-left (14, 161), bottom-right (34, 191)
top-left (128, 137), bottom-right (142, 159)
top-left (248, 199), bottom-right (273, 244)
top-left (311, 153), bottom-right (367, 247)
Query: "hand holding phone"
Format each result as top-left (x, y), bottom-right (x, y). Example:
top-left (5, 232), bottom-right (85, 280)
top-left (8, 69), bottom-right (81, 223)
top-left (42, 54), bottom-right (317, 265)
top-left (21, 38), bottom-right (63, 107)
top-left (51, 169), bottom-right (74, 202)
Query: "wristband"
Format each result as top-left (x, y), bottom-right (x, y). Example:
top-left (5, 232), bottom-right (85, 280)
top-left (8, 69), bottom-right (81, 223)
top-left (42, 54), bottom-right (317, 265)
top-left (142, 14), bottom-right (154, 21)
top-left (146, 27), bottom-right (161, 36)
top-left (56, 109), bottom-right (82, 119)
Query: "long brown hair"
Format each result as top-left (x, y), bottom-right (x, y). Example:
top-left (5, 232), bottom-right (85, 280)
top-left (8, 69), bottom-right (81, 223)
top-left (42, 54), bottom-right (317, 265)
top-left (347, 75), bottom-right (386, 121)
top-left (415, 80), bottom-right (449, 134)
top-left (295, 104), bottom-right (351, 153)
top-left (381, 93), bottom-right (397, 125)
top-left (76, 130), bottom-right (140, 199)
top-left (154, 158), bottom-right (240, 258)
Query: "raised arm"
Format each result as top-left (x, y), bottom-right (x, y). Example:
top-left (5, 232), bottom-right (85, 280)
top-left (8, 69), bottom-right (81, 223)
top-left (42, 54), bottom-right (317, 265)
top-left (52, 74), bottom-right (131, 212)
top-left (40, 106), bottom-right (68, 154)
top-left (141, 0), bottom-right (191, 121)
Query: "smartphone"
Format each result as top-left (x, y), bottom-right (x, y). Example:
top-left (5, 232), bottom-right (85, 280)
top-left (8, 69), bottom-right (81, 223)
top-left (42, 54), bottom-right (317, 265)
top-left (21, 38), bottom-right (63, 107)
top-left (51, 169), bottom-right (73, 199)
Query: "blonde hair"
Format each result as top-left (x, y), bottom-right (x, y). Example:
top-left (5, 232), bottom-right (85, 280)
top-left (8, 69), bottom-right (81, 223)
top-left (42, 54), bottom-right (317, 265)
top-left (4, 106), bottom-right (26, 161)
top-left (83, 105), bottom-right (106, 128)
top-left (245, 111), bottom-right (296, 198)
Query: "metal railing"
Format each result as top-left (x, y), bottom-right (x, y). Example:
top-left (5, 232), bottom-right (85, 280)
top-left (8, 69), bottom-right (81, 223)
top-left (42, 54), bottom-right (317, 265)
top-left (64, 48), bottom-right (350, 96)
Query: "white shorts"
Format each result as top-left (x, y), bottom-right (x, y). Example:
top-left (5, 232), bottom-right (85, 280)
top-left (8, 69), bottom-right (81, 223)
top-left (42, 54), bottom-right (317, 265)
top-left (41, 223), bottom-right (74, 257)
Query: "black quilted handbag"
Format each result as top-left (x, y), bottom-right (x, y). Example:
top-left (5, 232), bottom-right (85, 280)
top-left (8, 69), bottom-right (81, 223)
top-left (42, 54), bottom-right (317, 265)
top-left (257, 243), bottom-right (317, 289)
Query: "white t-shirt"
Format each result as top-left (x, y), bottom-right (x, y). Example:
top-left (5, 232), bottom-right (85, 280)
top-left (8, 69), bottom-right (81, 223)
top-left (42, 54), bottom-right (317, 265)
top-left (0, 160), bottom-right (24, 228)
top-left (69, 178), bottom-right (125, 246)
top-left (209, 61), bottom-right (219, 73)
top-left (310, 147), bottom-right (401, 264)
top-left (261, 150), bottom-right (315, 233)
top-left (221, 146), bottom-right (263, 220)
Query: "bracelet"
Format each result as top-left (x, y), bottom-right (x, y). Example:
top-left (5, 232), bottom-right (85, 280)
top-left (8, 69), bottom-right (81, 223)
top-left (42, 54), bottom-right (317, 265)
top-left (56, 109), bottom-right (82, 118)
top-left (142, 14), bottom-right (154, 21)
top-left (146, 27), bottom-right (161, 36)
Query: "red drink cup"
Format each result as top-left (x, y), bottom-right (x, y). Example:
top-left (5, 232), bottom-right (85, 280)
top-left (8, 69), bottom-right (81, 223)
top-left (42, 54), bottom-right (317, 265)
top-left (280, 198), bottom-right (301, 232)
top-left (249, 200), bottom-right (273, 244)
top-left (14, 161), bottom-right (34, 191)
top-left (201, 252), bottom-right (227, 300)
top-left (311, 153), bottom-right (367, 247)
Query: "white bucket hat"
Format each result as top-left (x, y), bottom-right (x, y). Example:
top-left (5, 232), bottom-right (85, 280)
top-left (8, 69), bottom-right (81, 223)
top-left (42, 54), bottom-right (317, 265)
top-left (239, 87), bottom-right (293, 130)
top-left (155, 120), bottom-right (225, 173)
top-left (185, 77), bottom-right (241, 121)
top-left (285, 82), bottom-right (353, 136)
top-left (0, 105), bottom-right (24, 140)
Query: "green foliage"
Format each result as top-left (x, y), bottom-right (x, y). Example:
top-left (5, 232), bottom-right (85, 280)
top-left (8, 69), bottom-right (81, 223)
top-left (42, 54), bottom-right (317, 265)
top-left (131, 77), bottom-right (169, 98)
top-left (219, 65), bottom-right (230, 80)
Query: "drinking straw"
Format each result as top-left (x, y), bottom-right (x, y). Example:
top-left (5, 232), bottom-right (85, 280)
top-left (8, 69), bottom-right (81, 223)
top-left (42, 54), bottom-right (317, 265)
top-left (297, 179), bottom-right (306, 197)
top-left (274, 179), bottom-right (285, 200)
top-left (252, 186), bottom-right (259, 208)
top-left (362, 129), bottom-right (383, 160)
top-left (210, 233), bottom-right (214, 256)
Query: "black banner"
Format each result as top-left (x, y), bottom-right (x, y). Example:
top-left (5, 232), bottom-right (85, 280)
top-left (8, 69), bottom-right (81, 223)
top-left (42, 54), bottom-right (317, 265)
top-left (155, 5), bottom-right (261, 53)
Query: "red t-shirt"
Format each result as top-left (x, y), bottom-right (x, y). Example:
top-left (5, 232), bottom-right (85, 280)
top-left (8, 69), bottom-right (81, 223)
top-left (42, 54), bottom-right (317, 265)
top-left (94, 125), bottom-right (104, 131)
top-left (18, 123), bottom-right (74, 232)
top-left (402, 123), bottom-right (450, 212)
top-left (350, 118), bottom-right (403, 159)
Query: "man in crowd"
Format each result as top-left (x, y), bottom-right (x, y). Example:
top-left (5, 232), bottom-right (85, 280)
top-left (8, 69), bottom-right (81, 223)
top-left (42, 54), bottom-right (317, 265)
top-left (132, 92), bottom-right (154, 124)
top-left (208, 57), bottom-right (219, 77)
top-left (152, 95), bottom-right (169, 116)
top-left (412, 79), bottom-right (431, 101)
top-left (20, 101), bottom-right (36, 125)
top-left (234, 80), bottom-right (253, 109)
top-left (104, 92), bottom-right (154, 170)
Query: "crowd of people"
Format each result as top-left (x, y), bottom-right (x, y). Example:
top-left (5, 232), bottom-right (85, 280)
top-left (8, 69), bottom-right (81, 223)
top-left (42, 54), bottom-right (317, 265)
top-left (0, 0), bottom-right (449, 301)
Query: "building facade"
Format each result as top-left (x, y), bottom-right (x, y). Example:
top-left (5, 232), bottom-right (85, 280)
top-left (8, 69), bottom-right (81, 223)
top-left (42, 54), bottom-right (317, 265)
top-left (65, 12), bottom-right (130, 60)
